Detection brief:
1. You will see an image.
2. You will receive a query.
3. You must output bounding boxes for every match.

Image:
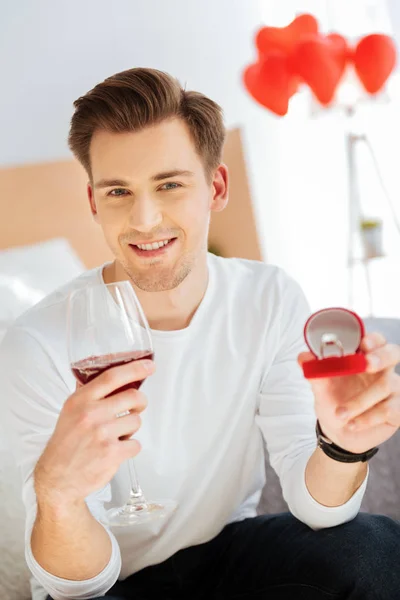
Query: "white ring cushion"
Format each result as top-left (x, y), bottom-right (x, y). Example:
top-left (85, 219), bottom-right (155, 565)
top-left (306, 310), bottom-right (362, 359)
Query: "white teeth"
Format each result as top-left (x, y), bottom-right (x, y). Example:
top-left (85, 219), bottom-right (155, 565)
top-left (136, 239), bottom-right (171, 251)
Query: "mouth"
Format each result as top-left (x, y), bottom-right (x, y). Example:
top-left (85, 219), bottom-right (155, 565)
top-left (129, 237), bottom-right (177, 259)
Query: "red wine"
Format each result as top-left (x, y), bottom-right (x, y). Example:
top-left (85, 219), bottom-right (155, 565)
top-left (72, 351), bottom-right (154, 393)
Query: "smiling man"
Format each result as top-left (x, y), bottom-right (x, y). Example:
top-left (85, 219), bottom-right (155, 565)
top-left (88, 118), bottom-right (222, 331)
top-left (1, 68), bottom-right (400, 600)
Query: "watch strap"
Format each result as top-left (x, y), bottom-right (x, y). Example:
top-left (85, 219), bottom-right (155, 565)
top-left (316, 420), bottom-right (379, 463)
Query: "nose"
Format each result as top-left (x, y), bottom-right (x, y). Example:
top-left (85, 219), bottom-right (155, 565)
top-left (128, 195), bottom-right (162, 232)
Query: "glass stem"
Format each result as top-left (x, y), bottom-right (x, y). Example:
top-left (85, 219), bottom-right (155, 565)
top-left (126, 459), bottom-right (148, 509)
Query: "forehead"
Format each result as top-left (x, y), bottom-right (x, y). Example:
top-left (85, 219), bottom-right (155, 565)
top-left (90, 118), bottom-right (202, 179)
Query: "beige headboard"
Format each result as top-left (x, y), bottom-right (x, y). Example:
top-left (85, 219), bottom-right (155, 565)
top-left (0, 128), bottom-right (261, 268)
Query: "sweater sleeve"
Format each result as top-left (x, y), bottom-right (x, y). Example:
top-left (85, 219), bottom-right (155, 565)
top-left (256, 275), bottom-right (368, 530)
top-left (0, 326), bottom-right (121, 599)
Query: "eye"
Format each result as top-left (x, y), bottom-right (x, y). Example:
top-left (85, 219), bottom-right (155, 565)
top-left (108, 188), bottom-right (129, 197)
top-left (160, 182), bottom-right (182, 191)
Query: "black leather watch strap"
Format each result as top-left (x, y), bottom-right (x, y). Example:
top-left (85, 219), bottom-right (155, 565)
top-left (316, 420), bottom-right (379, 463)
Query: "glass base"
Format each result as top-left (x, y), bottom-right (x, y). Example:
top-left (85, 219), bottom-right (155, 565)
top-left (102, 499), bottom-right (177, 527)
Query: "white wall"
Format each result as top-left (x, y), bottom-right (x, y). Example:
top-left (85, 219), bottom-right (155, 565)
top-left (247, 0), bottom-right (400, 316)
top-left (0, 0), bottom-right (292, 264)
top-left (1, 0), bottom-right (398, 314)
top-left (0, 0), bottom-right (283, 167)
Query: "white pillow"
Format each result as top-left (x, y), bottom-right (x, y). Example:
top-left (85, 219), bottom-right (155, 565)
top-left (0, 237), bottom-right (84, 297)
top-left (0, 238), bottom-right (85, 600)
top-left (0, 237), bottom-right (85, 338)
top-left (0, 276), bottom-right (45, 342)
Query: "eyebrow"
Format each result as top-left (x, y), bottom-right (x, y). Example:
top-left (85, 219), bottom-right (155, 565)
top-left (94, 170), bottom-right (195, 189)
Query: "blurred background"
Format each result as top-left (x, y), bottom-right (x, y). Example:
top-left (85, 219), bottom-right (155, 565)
top-left (0, 0), bottom-right (400, 318)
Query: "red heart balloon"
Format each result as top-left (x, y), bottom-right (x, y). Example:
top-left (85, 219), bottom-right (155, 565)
top-left (327, 33), bottom-right (349, 73)
top-left (292, 35), bottom-right (345, 105)
top-left (354, 34), bottom-right (397, 94)
top-left (243, 53), bottom-right (292, 116)
top-left (256, 26), bottom-right (293, 57)
top-left (256, 13), bottom-right (319, 57)
top-left (288, 13), bottom-right (319, 40)
top-left (288, 75), bottom-right (302, 98)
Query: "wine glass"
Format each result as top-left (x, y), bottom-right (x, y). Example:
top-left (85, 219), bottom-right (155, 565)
top-left (67, 280), bottom-right (177, 527)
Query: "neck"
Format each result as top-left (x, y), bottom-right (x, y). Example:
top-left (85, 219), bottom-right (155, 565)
top-left (103, 255), bottom-right (209, 331)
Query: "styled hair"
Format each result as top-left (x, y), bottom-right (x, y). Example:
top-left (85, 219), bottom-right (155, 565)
top-left (68, 67), bottom-right (226, 181)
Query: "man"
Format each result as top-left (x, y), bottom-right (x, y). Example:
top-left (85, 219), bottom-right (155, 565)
top-left (1, 68), bottom-right (400, 600)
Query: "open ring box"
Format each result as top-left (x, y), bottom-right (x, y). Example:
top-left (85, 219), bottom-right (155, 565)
top-left (302, 308), bottom-right (368, 379)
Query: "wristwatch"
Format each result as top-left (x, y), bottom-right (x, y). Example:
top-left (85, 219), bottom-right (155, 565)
top-left (316, 420), bottom-right (379, 463)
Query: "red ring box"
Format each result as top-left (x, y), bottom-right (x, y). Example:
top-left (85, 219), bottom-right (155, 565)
top-left (302, 308), bottom-right (367, 379)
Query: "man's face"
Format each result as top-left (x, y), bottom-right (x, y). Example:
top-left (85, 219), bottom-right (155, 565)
top-left (88, 118), bottom-right (227, 292)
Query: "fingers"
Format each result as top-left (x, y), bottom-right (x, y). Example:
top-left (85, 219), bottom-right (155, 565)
top-left (80, 358), bottom-right (155, 400)
top-left (107, 412), bottom-right (142, 440)
top-left (297, 352), bottom-right (314, 366)
top-left (102, 389), bottom-right (148, 420)
top-left (360, 332), bottom-right (387, 353)
top-left (119, 438), bottom-right (142, 460)
top-left (336, 372), bottom-right (392, 422)
top-left (361, 333), bottom-right (400, 373)
top-left (345, 395), bottom-right (400, 431)
top-left (365, 343), bottom-right (400, 374)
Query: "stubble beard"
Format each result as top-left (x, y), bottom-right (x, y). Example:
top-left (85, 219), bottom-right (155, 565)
top-left (120, 251), bottom-right (194, 292)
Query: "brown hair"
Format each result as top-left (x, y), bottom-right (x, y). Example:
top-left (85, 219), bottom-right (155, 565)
top-left (68, 67), bottom-right (226, 181)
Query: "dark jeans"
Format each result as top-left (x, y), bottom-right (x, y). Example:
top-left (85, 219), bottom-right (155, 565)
top-left (48, 512), bottom-right (400, 599)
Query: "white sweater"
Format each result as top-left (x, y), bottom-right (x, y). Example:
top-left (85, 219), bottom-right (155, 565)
top-left (0, 254), bottom-right (368, 600)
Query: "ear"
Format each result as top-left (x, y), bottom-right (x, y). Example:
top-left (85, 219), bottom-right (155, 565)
top-left (87, 182), bottom-right (100, 223)
top-left (210, 164), bottom-right (229, 213)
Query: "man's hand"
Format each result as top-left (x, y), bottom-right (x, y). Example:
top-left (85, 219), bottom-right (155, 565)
top-left (298, 333), bottom-right (400, 454)
top-left (34, 358), bottom-right (155, 506)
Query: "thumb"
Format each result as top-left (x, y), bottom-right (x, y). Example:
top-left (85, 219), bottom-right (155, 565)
top-left (297, 351), bottom-right (314, 367)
